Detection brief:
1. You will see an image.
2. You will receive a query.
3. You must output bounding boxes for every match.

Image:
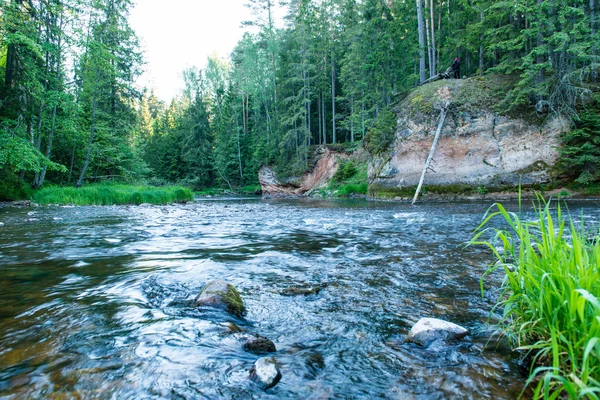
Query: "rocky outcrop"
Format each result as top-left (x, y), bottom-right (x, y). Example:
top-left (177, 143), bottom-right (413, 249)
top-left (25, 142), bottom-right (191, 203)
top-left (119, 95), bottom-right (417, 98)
top-left (259, 147), bottom-right (345, 196)
top-left (250, 357), bottom-right (282, 390)
top-left (194, 280), bottom-right (246, 317)
top-left (406, 317), bottom-right (469, 346)
top-left (369, 78), bottom-right (569, 196)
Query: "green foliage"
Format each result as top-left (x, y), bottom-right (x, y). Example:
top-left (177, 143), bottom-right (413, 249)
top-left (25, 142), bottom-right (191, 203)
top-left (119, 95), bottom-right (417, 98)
top-left (471, 199), bottom-right (600, 398)
top-left (333, 182), bottom-right (368, 196)
top-left (332, 159), bottom-right (358, 182)
top-left (0, 168), bottom-right (32, 201)
top-left (32, 184), bottom-right (193, 206)
top-left (328, 157), bottom-right (368, 197)
top-left (559, 106), bottom-right (600, 185)
top-left (365, 107), bottom-right (397, 155)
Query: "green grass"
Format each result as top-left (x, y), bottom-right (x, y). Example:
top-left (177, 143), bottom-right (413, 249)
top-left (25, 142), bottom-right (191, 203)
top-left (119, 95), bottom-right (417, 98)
top-left (33, 184), bottom-right (194, 205)
top-left (471, 198), bottom-right (600, 399)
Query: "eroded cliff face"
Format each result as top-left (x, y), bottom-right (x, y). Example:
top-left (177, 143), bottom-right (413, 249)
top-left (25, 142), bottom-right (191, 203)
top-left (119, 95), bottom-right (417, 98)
top-left (259, 148), bottom-right (344, 195)
top-left (369, 79), bottom-right (569, 196)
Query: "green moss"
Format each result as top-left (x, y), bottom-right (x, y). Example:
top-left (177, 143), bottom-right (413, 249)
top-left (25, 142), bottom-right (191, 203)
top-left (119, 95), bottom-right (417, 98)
top-left (222, 285), bottom-right (246, 317)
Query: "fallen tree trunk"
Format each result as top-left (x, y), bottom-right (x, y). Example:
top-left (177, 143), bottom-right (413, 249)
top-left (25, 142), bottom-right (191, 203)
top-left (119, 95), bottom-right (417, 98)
top-left (412, 101), bottom-right (451, 205)
top-left (418, 67), bottom-right (453, 86)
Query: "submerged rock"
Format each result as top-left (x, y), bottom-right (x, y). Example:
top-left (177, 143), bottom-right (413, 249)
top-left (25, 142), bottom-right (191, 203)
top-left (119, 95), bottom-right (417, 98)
top-left (280, 285), bottom-right (323, 296)
top-left (250, 357), bottom-right (282, 390)
top-left (194, 280), bottom-right (246, 317)
top-left (304, 351), bottom-right (325, 378)
top-left (227, 322), bottom-right (244, 333)
top-left (12, 200), bottom-right (31, 207)
top-left (406, 317), bottom-right (469, 346)
top-left (243, 335), bottom-right (277, 355)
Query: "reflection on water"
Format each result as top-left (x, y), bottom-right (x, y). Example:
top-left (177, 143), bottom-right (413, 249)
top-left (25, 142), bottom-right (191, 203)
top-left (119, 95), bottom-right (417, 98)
top-left (0, 198), bottom-right (598, 399)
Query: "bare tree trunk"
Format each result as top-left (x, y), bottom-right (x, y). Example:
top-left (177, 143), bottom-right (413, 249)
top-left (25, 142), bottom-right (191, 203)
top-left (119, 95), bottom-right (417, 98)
top-left (322, 91), bottom-right (327, 144)
top-left (425, 17), bottom-right (434, 78)
top-left (331, 34), bottom-right (336, 144)
top-left (479, 11), bottom-right (484, 74)
top-left (317, 90), bottom-right (322, 145)
top-left (592, 0), bottom-right (597, 81)
top-left (429, 0), bottom-right (436, 76)
top-left (76, 68), bottom-right (101, 188)
top-left (535, 0), bottom-right (545, 87)
top-left (37, 104), bottom-right (57, 188)
top-left (241, 93), bottom-right (247, 135)
top-left (350, 99), bottom-right (355, 143)
top-left (32, 100), bottom-right (45, 187)
top-left (417, 0), bottom-right (427, 83)
top-left (236, 115), bottom-right (243, 180)
top-left (36, 4), bottom-right (64, 189)
top-left (412, 102), bottom-right (450, 205)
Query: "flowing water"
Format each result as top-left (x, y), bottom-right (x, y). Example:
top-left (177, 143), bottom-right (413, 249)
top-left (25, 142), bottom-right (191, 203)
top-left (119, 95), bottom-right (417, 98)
top-left (1, 198), bottom-right (599, 399)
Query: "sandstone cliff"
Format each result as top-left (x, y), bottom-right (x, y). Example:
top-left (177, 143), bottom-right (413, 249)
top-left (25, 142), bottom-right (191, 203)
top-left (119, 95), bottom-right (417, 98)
top-left (369, 76), bottom-right (569, 197)
top-left (259, 148), bottom-right (345, 195)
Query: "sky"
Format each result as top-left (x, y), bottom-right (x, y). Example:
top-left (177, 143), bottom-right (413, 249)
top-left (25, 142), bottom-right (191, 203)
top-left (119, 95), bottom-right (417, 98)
top-left (129, 0), bottom-right (256, 101)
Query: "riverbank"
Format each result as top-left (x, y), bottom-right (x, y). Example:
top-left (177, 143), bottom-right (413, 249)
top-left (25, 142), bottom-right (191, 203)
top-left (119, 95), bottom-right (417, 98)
top-left (30, 184), bottom-right (194, 206)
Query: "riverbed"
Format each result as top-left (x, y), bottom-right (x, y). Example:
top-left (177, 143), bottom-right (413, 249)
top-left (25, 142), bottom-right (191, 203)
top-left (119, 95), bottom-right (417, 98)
top-left (1, 198), bottom-right (598, 399)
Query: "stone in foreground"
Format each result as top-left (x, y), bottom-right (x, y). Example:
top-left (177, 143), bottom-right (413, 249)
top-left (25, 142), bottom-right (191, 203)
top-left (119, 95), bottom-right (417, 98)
top-left (243, 335), bottom-right (277, 355)
top-left (406, 317), bottom-right (469, 346)
top-left (250, 357), bottom-right (282, 390)
top-left (194, 280), bottom-right (246, 317)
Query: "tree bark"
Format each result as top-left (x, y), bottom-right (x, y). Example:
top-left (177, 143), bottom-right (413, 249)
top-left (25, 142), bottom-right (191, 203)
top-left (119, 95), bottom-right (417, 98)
top-left (331, 32), bottom-right (336, 144)
top-left (417, 0), bottom-right (427, 83)
top-left (412, 102), bottom-right (449, 205)
top-left (429, 0), bottom-right (436, 76)
top-left (76, 68), bottom-right (101, 188)
top-left (425, 16), bottom-right (434, 78)
top-left (592, 0), bottom-right (597, 81)
top-left (479, 11), bottom-right (484, 74)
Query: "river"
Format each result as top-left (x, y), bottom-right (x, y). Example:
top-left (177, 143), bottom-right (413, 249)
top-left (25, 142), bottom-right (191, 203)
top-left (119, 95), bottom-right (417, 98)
top-left (0, 198), bottom-right (598, 399)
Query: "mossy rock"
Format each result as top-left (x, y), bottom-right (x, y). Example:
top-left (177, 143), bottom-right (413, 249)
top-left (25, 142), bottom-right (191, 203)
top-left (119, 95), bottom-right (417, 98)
top-left (194, 280), bottom-right (246, 317)
top-left (243, 335), bottom-right (277, 355)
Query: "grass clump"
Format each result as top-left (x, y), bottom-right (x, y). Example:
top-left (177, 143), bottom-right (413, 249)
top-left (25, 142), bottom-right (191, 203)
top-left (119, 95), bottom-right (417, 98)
top-left (33, 183), bottom-right (194, 205)
top-left (471, 198), bottom-right (600, 399)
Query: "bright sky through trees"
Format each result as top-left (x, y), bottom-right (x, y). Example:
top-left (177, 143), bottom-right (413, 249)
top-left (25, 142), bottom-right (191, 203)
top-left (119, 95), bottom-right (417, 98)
top-left (130, 0), bottom-right (254, 101)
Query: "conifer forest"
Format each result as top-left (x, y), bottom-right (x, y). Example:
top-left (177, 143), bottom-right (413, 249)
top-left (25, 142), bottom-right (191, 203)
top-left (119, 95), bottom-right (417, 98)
top-left (0, 0), bottom-right (597, 196)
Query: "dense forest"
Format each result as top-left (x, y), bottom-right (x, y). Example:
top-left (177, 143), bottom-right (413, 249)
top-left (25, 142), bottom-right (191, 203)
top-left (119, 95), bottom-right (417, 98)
top-left (0, 0), bottom-right (598, 198)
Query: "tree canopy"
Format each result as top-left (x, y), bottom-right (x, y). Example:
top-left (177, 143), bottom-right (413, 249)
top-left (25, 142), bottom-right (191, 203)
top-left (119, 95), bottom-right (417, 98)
top-left (0, 0), bottom-right (598, 197)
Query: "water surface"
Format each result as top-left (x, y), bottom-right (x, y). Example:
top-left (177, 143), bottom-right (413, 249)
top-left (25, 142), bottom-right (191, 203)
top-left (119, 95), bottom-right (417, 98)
top-left (1, 198), bottom-right (598, 399)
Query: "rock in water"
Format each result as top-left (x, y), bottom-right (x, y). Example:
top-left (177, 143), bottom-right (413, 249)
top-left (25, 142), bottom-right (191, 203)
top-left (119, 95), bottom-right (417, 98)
top-left (406, 317), bottom-right (469, 346)
top-left (194, 280), bottom-right (246, 317)
top-left (243, 335), bottom-right (277, 355)
top-left (250, 357), bottom-right (282, 390)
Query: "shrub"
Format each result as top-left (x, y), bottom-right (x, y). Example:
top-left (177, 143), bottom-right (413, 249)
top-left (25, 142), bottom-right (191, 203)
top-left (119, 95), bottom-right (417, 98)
top-left (365, 107), bottom-right (397, 155)
top-left (559, 102), bottom-right (600, 185)
top-left (332, 160), bottom-right (358, 183)
top-left (0, 168), bottom-right (32, 201)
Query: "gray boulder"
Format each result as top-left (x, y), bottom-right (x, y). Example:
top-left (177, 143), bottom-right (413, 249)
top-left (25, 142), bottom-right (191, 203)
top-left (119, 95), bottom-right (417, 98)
top-left (406, 317), bottom-right (468, 346)
top-left (194, 280), bottom-right (246, 317)
top-left (250, 357), bottom-right (282, 390)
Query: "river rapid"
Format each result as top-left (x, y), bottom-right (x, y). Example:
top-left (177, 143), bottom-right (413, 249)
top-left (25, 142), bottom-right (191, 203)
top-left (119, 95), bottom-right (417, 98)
top-left (1, 198), bottom-right (598, 399)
